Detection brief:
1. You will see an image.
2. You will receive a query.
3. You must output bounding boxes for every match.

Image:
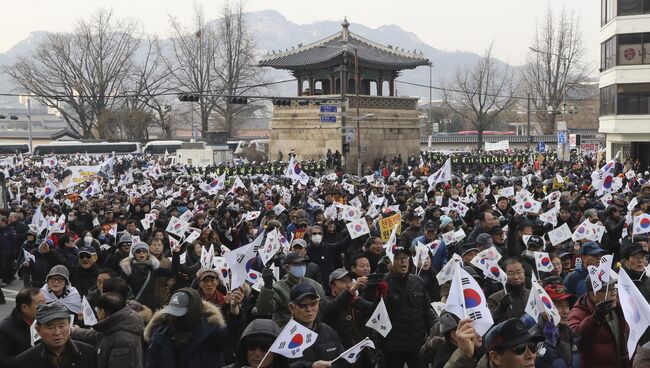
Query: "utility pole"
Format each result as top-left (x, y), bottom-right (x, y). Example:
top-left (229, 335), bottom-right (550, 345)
top-left (355, 49), bottom-right (361, 176)
top-left (526, 93), bottom-right (531, 152)
top-left (27, 98), bottom-right (33, 154)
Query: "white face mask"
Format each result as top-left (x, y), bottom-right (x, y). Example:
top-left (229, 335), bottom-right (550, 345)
top-left (311, 235), bottom-right (322, 244)
top-left (84, 236), bottom-right (92, 246)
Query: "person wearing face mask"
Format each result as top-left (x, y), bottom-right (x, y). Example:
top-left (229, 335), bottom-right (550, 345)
top-left (305, 225), bottom-right (347, 286)
top-left (487, 257), bottom-right (530, 324)
top-left (257, 252), bottom-right (325, 327)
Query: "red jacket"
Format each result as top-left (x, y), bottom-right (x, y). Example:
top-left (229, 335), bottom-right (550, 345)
top-left (568, 293), bottom-right (631, 368)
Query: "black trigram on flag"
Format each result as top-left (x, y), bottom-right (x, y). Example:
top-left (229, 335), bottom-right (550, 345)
top-left (468, 311), bottom-right (482, 321)
top-left (461, 277), bottom-right (471, 286)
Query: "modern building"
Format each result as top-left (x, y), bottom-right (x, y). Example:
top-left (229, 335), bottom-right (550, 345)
top-left (259, 18), bottom-right (430, 173)
top-left (599, 0), bottom-right (650, 166)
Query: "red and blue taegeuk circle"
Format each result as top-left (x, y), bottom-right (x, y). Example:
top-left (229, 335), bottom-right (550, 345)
top-left (463, 289), bottom-right (482, 308)
top-left (288, 334), bottom-right (304, 349)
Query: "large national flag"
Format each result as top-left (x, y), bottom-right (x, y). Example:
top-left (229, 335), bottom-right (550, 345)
top-left (41, 178), bottom-right (59, 199)
top-left (427, 158), bottom-right (451, 191)
top-left (199, 172), bottom-right (225, 194)
top-left (269, 318), bottom-right (318, 358)
top-left (618, 269), bottom-right (650, 356)
top-left (633, 214), bottom-right (650, 236)
top-left (445, 265), bottom-right (494, 335)
top-left (365, 298), bottom-right (392, 337)
top-left (285, 157), bottom-right (309, 184)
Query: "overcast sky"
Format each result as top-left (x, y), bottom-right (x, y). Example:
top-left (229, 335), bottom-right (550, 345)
top-left (1, 0), bottom-right (600, 66)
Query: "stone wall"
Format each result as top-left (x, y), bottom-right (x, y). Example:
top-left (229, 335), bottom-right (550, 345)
top-left (268, 95), bottom-right (420, 172)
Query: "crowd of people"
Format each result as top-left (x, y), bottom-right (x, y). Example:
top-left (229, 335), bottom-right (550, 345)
top-left (0, 148), bottom-right (647, 368)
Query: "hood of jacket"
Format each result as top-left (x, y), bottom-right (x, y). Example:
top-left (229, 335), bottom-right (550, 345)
top-left (143, 299), bottom-right (225, 342)
top-left (234, 319), bottom-right (286, 367)
top-left (119, 254), bottom-right (160, 276)
top-left (93, 305), bottom-right (144, 336)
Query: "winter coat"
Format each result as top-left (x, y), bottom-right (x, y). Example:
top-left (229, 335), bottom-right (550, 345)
top-left (0, 225), bottom-right (17, 255)
top-left (144, 300), bottom-right (235, 368)
top-left (226, 319), bottom-right (289, 368)
top-left (288, 320), bottom-right (345, 368)
top-left (119, 255), bottom-right (173, 311)
top-left (152, 255), bottom-right (173, 309)
top-left (319, 289), bottom-right (376, 349)
top-left (379, 273), bottom-right (433, 352)
top-left (24, 246), bottom-right (63, 288)
top-left (15, 339), bottom-right (97, 368)
top-left (564, 267), bottom-right (588, 298)
top-left (0, 308), bottom-right (31, 368)
top-left (70, 264), bottom-right (100, 297)
top-left (487, 285), bottom-right (530, 323)
top-left (104, 248), bottom-right (130, 274)
top-left (56, 245), bottom-right (80, 270)
top-left (568, 293), bottom-right (630, 368)
top-left (255, 276), bottom-right (325, 327)
top-left (72, 306), bottom-right (144, 368)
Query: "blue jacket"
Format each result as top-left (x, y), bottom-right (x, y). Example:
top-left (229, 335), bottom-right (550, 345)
top-left (563, 267), bottom-right (588, 298)
top-left (411, 235), bottom-right (448, 271)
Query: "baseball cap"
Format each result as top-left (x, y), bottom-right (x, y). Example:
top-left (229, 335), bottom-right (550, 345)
top-left (476, 233), bottom-right (493, 247)
top-left (36, 301), bottom-right (71, 325)
top-left (283, 252), bottom-right (308, 265)
top-left (484, 318), bottom-right (544, 351)
top-left (291, 239), bottom-right (307, 249)
top-left (79, 245), bottom-right (97, 255)
top-left (526, 235), bottom-right (545, 249)
top-left (290, 283), bottom-right (318, 303)
top-left (162, 291), bottom-right (190, 317)
top-left (439, 312), bottom-right (460, 335)
top-left (196, 268), bottom-right (219, 281)
top-left (580, 242), bottom-right (607, 256)
top-left (462, 244), bottom-right (479, 256)
top-left (328, 268), bottom-right (351, 284)
top-left (424, 221), bottom-right (437, 232)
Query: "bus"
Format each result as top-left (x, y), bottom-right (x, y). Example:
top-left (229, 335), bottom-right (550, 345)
top-left (143, 140), bottom-right (184, 155)
top-left (33, 141), bottom-right (142, 155)
top-left (0, 144), bottom-right (30, 155)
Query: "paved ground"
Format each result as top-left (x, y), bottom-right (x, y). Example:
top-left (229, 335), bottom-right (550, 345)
top-left (0, 282), bottom-right (28, 318)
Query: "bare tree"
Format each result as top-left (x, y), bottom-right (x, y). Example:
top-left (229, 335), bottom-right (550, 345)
top-left (96, 108), bottom-right (153, 140)
top-left (523, 5), bottom-right (592, 134)
top-left (442, 44), bottom-right (518, 149)
top-left (212, 1), bottom-right (265, 135)
top-left (2, 9), bottom-right (141, 138)
top-left (164, 3), bottom-right (221, 137)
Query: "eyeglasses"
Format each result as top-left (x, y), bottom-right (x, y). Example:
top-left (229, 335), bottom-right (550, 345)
top-left (48, 277), bottom-right (66, 284)
top-left (506, 270), bottom-right (525, 277)
top-left (134, 249), bottom-right (148, 254)
top-left (311, 232), bottom-right (322, 235)
top-left (510, 343), bottom-right (538, 355)
top-left (79, 253), bottom-right (93, 260)
top-left (295, 299), bottom-right (319, 310)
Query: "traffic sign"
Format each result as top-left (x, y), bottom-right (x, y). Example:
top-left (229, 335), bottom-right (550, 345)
top-left (536, 141), bottom-right (546, 153)
top-left (557, 132), bottom-right (566, 144)
top-left (320, 105), bottom-right (338, 113)
top-left (320, 115), bottom-right (336, 123)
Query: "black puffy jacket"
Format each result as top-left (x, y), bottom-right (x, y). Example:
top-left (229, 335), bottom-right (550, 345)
top-left (382, 273), bottom-right (433, 351)
top-left (320, 289), bottom-right (375, 349)
top-left (288, 320), bottom-right (345, 368)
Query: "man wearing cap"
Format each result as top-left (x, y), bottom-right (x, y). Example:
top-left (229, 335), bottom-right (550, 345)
top-left (488, 257), bottom-right (530, 324)
top-left (287, 283), bottom-right (345, 368)
top-left (320, 268), bottom-right (374, 358)
top-left (563, 241), bottom-right (606, 297)
top-left (478, 318), bottom-right (544, 367)
top-left (374, 245), bottom-right (432, 368)
top-left (145, 287), bottom-right (236, 367)
top-left (621, 242), bottom-right (650, 302)
top-left (0, 287), bottom-right (45, 367)
top-left (568, 275), bottom-right (626, 367)
top-left (70, 246), bottom-right (99, 298)
top-left (257, 252), bottom-right (325, 326)
top-left (289, 239), bottom-right (323, 285)
top-left (15, 301), bottom-right (97, 368)
top-left (412, 221), bottom-right (448, 271)
top-left (104, 233), bottom-right (133, 274)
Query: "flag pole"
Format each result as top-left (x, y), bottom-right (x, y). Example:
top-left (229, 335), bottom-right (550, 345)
top-left (604, 279), bottom-right (610, 301)
top-left (255, 350), bottom-right (272, 368)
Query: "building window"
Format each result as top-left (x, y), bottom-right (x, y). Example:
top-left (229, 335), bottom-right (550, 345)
top-left (602, 0), bottom-right (616, 25)
top-left (601, 36), bottom-right (616, 71)
top-left (618, 0), bottom-right (644, 15)
top-left (617, 84), bottom-right (650, 114)
top-left (600, 85), bottom-right (616, 116)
